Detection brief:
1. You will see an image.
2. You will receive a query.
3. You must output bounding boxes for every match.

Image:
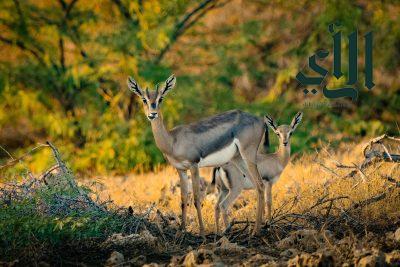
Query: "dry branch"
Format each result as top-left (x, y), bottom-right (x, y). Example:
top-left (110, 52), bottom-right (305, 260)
top-left (349, 187), bottom-right (394, 210)
top-left (0, 144), bottom-right (49, 170)
top-left (362, 134), bottom-right (400, 161)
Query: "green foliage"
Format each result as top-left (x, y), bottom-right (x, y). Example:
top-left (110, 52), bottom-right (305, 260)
top-left (0, 176), bottom-right (141, 260)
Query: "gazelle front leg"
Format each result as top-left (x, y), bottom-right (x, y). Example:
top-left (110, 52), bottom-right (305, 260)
top-left (265, 181), bottom-right (272, 221)
top-left (238, 147), bottom-right (265, 235)
top-left (247, 162), bottom-right (265, 235)
top-left (177, 169), bottom-right (189, 230)
top-left (189, 166), bottom-right (205, 237)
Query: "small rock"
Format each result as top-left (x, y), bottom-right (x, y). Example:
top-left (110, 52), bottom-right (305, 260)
top-left (215, 236), bottom-right (245, 253)
top-left (354, 249), bottom-right (385, 267)
top-left (245, 253), bottom-right (275, 265)
top-left (394, 228), bottom-right (400, 242)
top-left (385, 231), bottom-right (394, 240)
top-left (357, 255), bottom-right (384, 267)
top-left (277, 229), bottom-right (334, 252)
top-left (130, 255), bottom-right (146, 266)
top-left (105, 251), bottom-right (124, 267)
top-left (385, 250), bottom-right (400, 266)
top-left (280, 248), bottom-right (300, 258)
top-left (287, 252), bottom-right (334, 267)
top-left (182, 251), bottom-right (197, 267)
top-left (101, 230), bottom-right (158, 251)
top-left (182, 249), bottom-right (219, 266)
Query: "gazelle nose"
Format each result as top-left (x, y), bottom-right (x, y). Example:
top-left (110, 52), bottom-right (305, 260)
top-left (147, 112), bottom-right (158, 120)
top-left (283, 142), bottom-right (288, 146)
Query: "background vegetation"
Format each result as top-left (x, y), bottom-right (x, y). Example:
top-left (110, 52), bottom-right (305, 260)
top-left (0, 0), bottom-right (399, 175)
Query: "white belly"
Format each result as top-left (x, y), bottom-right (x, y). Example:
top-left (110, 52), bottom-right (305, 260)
top-left (198, 139), bottom-right (238, 168)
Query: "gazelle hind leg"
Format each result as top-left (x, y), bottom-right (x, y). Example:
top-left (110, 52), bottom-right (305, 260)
top-left (219, 187), bottom-right (242, 232)
top-left (189, 166), bottom-right (205, 237)
top-left (215, 189), bottom-right (227, 235)
top-left (265, 181), bottom-right (272, 221)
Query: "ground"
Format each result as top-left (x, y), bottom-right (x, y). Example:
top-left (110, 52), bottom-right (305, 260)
top-left (1, 141), bottom-right (400, 266)
top-left (90, 141), bottom-right (400, 266)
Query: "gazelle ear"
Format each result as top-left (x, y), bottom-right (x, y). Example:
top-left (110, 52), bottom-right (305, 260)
top-left (127, 76), bottom-right (143, 97)
top-left (290, 112), bottom-right (303, 131)
top-left (160, 74), bottom-right (176, 97)
top-left (264, 115), bottom-right (277, 132)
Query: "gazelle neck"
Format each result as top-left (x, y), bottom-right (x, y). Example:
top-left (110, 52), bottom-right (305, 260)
top-left (277, 142), bottom-right (291, 167)
top-left (150, 113), bottom-right (173, 154)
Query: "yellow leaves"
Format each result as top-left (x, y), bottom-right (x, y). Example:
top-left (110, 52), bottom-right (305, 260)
top-left (70, 64), bottom-right (93, 83)
top-left (373, 8), bottom-right (385, 25)
top-left (28, 148), bottom-right (53, 174)
top-left (346, 120), bottom-right (385, 137)
top-left (120, 56), bottom-right (138, 75)
top-left (74, 155), bottom-right (93, 172)
top-left (78, 138), bottom-right (117, 174)
top-left (163, 98), bottom-right (181, 128)
top-left (1, 90), bottom-right (70, 139)
top-left (266, 66), bottom-right (297, 102)
top-left (128, 1), bottom-right (140, 15)
top-left (157, 31), bottom-right (169, 48)
top-left (143, 1), bottom-right (162, 15)
top-left (48, 113), bottom-right (74, 138)
top-left (134, 0), bottom-right (169, 52)
top-left (98, 139), bottom-right (116, 160)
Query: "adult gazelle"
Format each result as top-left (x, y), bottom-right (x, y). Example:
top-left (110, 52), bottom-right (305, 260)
top-left (127, 75), bottom-right (269, 236)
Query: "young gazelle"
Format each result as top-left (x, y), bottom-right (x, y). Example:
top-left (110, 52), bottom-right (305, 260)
top-left (210, 112), bottom-right (303, 234)
top-left (127, 75), bottom-right (270, 236)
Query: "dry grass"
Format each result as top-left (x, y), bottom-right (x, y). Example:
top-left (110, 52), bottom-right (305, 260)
top-left (1, 140), bottom-right (399, 265)
top-left (93, 142), bottom-right (400, 234)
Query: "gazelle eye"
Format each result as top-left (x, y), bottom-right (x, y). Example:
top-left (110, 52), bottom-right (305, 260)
top-left (142, 98), bottom-right (147, 104)
top-left (158, 97), bottom-right (163, 104)
top-left (289, 132), bottom-right (292, 136)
